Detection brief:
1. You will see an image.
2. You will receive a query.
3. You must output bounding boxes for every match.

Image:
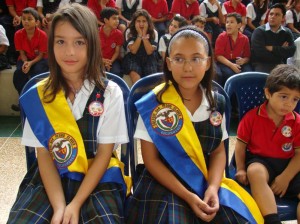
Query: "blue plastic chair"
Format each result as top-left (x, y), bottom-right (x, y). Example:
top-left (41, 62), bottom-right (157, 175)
top-left (21, 72), bottom-right (131, 176)
top-left (127, 72), bottom-right (232, 187)
top-left (224, 71), bottom-right (298, 221)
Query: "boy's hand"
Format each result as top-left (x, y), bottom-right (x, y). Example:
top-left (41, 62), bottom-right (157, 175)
top-left (235, 169), bottom-right (248, 185)
top-left (271, 174), bottom-right (290, 197)
top-left (230, 63), bottom-right (241, 74)
top-left (13, 15), bottom-right (21, 27)
top-left (22, 61), bottom-right (32, 74)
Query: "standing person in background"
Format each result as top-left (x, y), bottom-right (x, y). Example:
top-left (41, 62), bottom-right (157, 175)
top-left (142, 0), bottom-right (169, 39)
top-left (99, 7), bottom-right (124, 76)
top-left (170, 0), bottom-right (200, 23)
top-left (11, 7), bottom-right (48, 112)
top-left (7, 4), bottom-right (130, 223)
top-left (122, 9), bottom-right (159, 84)
top-left (251, 3), bottom-right (296, 73)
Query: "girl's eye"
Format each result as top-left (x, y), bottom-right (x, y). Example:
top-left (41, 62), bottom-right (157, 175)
top-left (56, 40), bottom-right (64, 45)
top-left (75, 40), bottom-right (86, 46)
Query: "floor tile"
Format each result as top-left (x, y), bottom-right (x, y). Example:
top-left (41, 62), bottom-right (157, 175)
top-left (0, 116), bottom-right (22, 137)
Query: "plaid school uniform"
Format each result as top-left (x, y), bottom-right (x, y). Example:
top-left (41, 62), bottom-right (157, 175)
top-left (7, 86), bottom-right (125, 224)
top-left (126, 92), bottom-right (249, 224)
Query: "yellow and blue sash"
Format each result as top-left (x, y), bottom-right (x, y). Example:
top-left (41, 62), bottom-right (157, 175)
top-left (135, 83), bottom-right (263, 224)
top-left (20, 79), bottom-right (131, 196)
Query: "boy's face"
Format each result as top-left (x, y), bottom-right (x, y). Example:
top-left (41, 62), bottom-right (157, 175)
top-left (265, 87), bottom-right (300, 117)
top-left (225, 16), bottom-right (241, 35)
top-left (21, 13), bottom-right (37, 30)
top-left (105, 14), bottom-right (119, 29)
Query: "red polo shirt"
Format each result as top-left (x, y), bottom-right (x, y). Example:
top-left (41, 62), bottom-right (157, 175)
top-left (170, 0), bottom-right (200, 20)
top-left (87, 0), bottom-right (116, 20)
top-left (142, 0), bottom-right (168, 19)
top-left (222, 0), bottom-right (246, 16)
top-left (6, 0), bottom-right (37, 16)
top-left (237, 101), bottom-right (300, 159)
top-left (14, 27), bottom-right (48, 60)
top-left (215, 31), bottom-right (250, 60)
top-left (99, 26), bottom-right (123, 60)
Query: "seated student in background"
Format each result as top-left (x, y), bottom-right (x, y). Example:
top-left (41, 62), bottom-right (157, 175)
top-left (245, 0), bottom-right (268, 33)
top-left (115, 0), bottom-right (142, 33)
top-left (87, 0), bottom-right (116, 26)
top-left (12, 7), bottom-right (48, 112)
top-left (0, 24), bottom-right (11, 70)
top-left (170, 0), bottom-right (200, 23)
top-left (222, 0), bottom-right (252, 39)
top-left (122, 9), bottom-right (159, 84)
top-left (191, 15), bottom-right (211, 41)
top-left (215, 13), bottom-right (251, 87)
top-left (235, 64), bottom-right (300, 224)
top-left (286, 0), bottom-right (300, 40)
top-left (251, 3), bottom-right (296, 73)
top-left (199, 0), bottom-right (224, 47)
top-left (99, 7), bottom-right (124, 77)
top-left (142, 0), bottom-right (169, 40)
top-left (158, 14), bottom-right (187, 61)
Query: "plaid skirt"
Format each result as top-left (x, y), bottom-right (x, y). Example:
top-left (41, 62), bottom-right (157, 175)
top-left (7, 162), bottom-right (125, 224)
top-left (125, 168), bottom-right (249, 224)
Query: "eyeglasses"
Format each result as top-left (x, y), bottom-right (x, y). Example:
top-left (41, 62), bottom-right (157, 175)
top-left (168, 57), bottom-right (209, 66)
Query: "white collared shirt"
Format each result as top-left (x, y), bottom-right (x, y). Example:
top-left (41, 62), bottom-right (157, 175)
top-left (22, 80), bottom-right (129, 150)
top-left (134, 86), bottom-right (228, 142)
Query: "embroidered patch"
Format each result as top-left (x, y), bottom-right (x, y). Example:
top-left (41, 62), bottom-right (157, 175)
top-left (111, 43), bottom-right (116, 48)
top-left (210, 111), bottom-right (222, 126)
top-left (151, 103), bottom-right (183, 136)
top-left (48, 132), bottom-right (78, 169)
top-left (282, 143), bottom-right (293, 152)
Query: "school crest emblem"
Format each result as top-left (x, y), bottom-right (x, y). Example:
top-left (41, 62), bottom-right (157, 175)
top-left (151, 103), bottom-right (183, 136)
top-left (48, 132), bottom-right (78, 168)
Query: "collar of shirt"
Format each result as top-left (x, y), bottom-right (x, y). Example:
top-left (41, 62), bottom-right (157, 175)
top-left (265, 22), bottom-right (285, 33)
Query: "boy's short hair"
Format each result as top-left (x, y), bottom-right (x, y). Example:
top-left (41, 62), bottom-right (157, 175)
top-left (269, 3), bottom-right (286, 16)
top-left (100, 7), bottom-right (119, 23)
top-left (22, 7), bottom-right (39, 21)
top-left (226, 12), bottom-right (242, 24)
top-left (191, 15), bottom-right (206, 25)
top-left (265, 64), bottom-right (300, 94)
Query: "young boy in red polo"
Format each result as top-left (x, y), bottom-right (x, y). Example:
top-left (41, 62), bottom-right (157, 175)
top-left (99, 7), bottom-right (123, 77)
top-left (12, 7), bottom-right (48, 111)
top-left (235, 64), bottom-right (300, 224)
top-left (215, 12), bottom-right (251, 86)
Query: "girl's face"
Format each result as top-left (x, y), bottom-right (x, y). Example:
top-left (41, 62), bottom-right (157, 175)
top-left (135, 15), bottom-right (148, 31)
top-left (169, 20), bottom-right (180, 35)
top-left (54, 21), bottom-right (88, 79)
top-left (167, 37), bottom-right (211, 92)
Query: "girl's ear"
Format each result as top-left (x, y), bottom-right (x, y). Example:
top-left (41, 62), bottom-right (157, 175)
top-left (205, 57), bottom-right (211, 71)
top-left (166, 57), bottom-right (172, 71)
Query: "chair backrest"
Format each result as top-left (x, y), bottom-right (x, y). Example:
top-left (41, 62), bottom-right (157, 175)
top-left (21, 72), bottom-right (131, 175)
top-left (224, 72), bottom-right (268, 120)
top-left (127, 72), bottom-right (232, 185)
top-left (224, 71), bottom-right (298, 221)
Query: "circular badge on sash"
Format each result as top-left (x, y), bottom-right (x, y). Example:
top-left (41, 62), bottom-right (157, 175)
top-left (210, 111), bottom-right (222, 126)
top-left (151, 103), bottom-right (183, 136)
top-left (48, 132), bottom-right (78, 169)
top-left (282, 143), bottom-right (293, 152)
top-left (88, 101), bottom-right (104, 116)
top-left (281, 125), bottom-right (292, 138)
